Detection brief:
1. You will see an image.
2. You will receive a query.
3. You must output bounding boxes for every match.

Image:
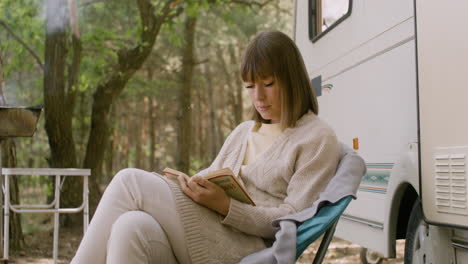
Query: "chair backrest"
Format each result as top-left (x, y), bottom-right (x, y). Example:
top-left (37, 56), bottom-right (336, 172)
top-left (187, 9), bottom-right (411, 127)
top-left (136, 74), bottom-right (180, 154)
top-left (295, 195), bottom-right (353, 262)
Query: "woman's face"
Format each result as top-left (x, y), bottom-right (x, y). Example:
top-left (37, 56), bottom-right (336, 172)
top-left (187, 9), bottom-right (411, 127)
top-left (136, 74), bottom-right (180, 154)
top-left (245, 76), bottom-right (282, 124)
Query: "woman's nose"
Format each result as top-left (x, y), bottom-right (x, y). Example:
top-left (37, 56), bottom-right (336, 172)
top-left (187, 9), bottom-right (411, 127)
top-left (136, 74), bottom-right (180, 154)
top-left (254, 86), bottom-right (266, 100)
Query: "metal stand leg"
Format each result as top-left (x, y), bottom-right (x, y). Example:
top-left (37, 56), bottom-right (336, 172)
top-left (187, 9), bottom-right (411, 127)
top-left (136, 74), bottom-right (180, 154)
top-left (0, 145), bottom-right (3, 258)
top-left (83, 175), bottom-right (89, 235)
top-left (0, 145), bottom-right (4, 261)
top-left (53, 175), bottom-right (60, 264)
top-left (3, 174), bottom-right (8, 261)
top-left (0, 168), bottom-right (90, 263)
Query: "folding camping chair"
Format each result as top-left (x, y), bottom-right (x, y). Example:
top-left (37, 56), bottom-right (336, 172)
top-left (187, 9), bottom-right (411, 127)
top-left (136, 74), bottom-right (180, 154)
top-left (240, 143), bottom-right (364, 264)
top-left (295, 195), bottom-right (353, 264)
top-left (294, 143), bottom-right (364, 263)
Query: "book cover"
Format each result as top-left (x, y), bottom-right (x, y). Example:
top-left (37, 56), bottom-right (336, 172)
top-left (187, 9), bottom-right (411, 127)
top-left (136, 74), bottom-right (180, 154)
top-left (162, 167), bottom-right (255, 206)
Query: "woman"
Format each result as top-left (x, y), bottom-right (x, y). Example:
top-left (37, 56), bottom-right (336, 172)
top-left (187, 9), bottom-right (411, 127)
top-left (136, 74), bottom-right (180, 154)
top-left (71, 31), bottom-right (340, 264)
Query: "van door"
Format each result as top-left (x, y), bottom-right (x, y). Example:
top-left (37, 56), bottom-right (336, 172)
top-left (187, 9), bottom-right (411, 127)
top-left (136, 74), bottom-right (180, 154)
top-left (416, 0), bottom-right (468, 228)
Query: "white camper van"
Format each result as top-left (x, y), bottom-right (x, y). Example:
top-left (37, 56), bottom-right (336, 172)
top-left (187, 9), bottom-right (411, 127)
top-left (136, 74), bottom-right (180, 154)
top-left (294, 0), bottom-right (468, 263)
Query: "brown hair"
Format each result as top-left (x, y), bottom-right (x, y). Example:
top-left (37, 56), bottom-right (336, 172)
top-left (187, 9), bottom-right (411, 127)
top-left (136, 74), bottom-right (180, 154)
top-left (241, 31), bottom-right (318, 128)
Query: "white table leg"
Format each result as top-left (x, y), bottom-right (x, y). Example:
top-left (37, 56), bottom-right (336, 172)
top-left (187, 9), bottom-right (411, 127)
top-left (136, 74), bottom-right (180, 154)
top-left (53, 175), bottom-right (60, 264)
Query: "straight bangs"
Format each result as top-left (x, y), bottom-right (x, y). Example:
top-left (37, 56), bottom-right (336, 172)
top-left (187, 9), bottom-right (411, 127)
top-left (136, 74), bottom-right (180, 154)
top-left (241, 44), bottom-right (274, 83)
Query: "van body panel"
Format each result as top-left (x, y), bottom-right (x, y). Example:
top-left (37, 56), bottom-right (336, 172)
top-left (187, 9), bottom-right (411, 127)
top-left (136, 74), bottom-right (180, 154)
top-left (416, 0), bottom-right (468, 228)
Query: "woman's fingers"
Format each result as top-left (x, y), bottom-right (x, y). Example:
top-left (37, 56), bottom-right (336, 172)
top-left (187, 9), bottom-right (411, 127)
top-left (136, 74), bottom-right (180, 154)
top-left (188, 176), bottom-right (205, 191)
top-left (192, 176), bottom-right (221, 190)
top-left (191, 176), bottom-right (209, 187)
top-left (178, 175), bottom-right (195, 195)
top-left (179, 175), bottom-right (208, 202)
top-left (178, 175), bottom-right (230, 215)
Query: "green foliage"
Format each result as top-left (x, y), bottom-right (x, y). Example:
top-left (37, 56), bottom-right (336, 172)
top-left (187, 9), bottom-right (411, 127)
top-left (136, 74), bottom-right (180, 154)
top-left (162, 19), bottom-right (184, 48)
top-left (0, 0), bottom-right (44, 105)
top-left (2, 0), bottom-right (293, 205)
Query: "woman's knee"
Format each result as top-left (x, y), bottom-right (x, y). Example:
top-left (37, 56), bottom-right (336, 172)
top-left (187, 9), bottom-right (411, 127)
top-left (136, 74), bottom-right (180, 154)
top-left (112, 168), bottom-right (155, 188)
top-left (113, 168), bottom-right (139, 181)
top-left (113, 168), bottom-right (163, 183)
top-left (110, 211), bottom-right (170, 244)
top-left (108, 211), bottom-right (176, 263)
top-left (111, 211), bottom-right (159, 236)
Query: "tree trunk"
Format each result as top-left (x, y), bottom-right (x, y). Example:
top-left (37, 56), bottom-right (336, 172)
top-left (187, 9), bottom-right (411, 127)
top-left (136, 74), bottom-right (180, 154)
top-left (146, 68), bottom-right (158, 171)
top-left (134, 99), bottom-right (145, 169)
top-left (102, 103), bottom-right (117, 184)
top-left (195, 85), bottom-right (204, 165)
top-left (83, 0), bottom-right (172, 214)
top-left (84, 80), bottom-right (124, 209)
top-left (176, 15), bottom-right (198, 173)
top-left (104, 130), bottom-right (114, 182)
top-left (217, 45), bottom-right (238, 127)
top-left (122, 101), bottom-right (131, 168)
top-left (229, 44), bottom-right (243, 123)
top-left (0, 55), bottom-right (4, 105)
top-left (203, 63), bottom-right (221, 161)
top-left (0, 141), bottom-right (25, 251)
top-left (44, 0), bottom-right (82, 227)
top-left (149, 98), bottom-right (158, 170)
top-left (0, 49), bottom-right (25, 251)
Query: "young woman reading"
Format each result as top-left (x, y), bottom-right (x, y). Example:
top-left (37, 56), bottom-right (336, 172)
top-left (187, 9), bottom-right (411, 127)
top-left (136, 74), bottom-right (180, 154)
top-left (71, 31), bottom-right (340, 264)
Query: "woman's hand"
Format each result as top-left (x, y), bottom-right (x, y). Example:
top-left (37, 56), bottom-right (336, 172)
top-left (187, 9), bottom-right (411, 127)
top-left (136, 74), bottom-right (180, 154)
top-left (178, 174), bottom-right (231, 216)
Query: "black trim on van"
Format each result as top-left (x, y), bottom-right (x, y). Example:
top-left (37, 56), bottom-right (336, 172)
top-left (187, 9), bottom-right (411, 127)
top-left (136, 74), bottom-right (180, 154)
top-left (309, 0), bottom-right (353, 43)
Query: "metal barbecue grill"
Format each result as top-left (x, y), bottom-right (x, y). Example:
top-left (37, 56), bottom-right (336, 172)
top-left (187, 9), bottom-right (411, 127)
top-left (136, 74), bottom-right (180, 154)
top-left (0, 105), bottom-right (42, 138)
top-left (0, 106), bottom-right (90, 264)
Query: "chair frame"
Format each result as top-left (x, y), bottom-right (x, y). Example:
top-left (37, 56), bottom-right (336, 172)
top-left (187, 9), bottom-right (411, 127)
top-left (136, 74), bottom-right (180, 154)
top-left (311, 220), bottom-right (339, 264)
top-left (296, 196), bottom-right (353, 264)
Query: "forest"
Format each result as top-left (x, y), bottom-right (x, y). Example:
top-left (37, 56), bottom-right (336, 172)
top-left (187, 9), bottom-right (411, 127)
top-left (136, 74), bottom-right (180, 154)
top-left (0, 0), bottom-right (293, 259)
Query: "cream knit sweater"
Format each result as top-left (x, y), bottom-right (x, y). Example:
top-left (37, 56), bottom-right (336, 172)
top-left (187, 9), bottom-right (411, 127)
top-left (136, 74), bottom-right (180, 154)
top-left (165, 111), bottom-right (340, 264)
top-left (242, 122), bottom-right (283, 165)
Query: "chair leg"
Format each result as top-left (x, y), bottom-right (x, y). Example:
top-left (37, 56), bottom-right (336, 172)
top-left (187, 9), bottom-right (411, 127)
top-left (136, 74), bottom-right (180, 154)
top-left (312, 220), bottom-right (339, 264)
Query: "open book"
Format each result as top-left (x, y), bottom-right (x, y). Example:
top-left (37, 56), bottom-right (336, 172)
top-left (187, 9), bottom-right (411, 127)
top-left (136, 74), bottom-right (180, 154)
top-left (162, 167), bottom-right (255, 206)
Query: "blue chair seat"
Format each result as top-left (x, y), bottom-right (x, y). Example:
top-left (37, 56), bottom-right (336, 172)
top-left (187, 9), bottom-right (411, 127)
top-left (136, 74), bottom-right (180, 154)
top-left (296, 196), bottom-right (353, 263)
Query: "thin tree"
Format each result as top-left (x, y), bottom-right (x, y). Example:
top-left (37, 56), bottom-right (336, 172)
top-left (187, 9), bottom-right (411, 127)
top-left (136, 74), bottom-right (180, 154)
top-left (175, 14), bottom-right (198, 173)
top-left (43, 0), bottom-right (82, 226)
top-left (0, 49), bottom-right (25, 251)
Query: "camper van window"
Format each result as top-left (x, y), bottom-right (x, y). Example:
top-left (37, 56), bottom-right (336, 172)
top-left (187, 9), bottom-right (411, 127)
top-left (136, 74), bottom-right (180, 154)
top-left (309, 0), bottom-right (352, 42)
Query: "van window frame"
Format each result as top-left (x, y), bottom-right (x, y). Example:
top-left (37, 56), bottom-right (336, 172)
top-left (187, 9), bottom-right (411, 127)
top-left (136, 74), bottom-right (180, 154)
top-left (308, 0), bottom-right (353, 43)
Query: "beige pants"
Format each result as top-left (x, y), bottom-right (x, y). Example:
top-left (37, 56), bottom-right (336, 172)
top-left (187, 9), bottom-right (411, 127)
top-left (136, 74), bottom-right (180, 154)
top-left (71, 168), bottom-right (191, 264)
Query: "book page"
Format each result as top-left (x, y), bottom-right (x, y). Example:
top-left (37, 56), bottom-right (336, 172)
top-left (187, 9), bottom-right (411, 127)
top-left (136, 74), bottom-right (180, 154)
top-left (207, 174), bottom-right (255, 206)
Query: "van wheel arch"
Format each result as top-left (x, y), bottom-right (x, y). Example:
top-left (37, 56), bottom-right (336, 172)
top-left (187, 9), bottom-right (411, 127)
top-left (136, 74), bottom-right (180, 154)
top-left (394, 184), bottom-right (418, 240)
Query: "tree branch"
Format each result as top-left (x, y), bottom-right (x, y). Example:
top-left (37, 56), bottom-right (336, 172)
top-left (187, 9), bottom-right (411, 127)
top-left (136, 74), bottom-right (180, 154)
top-left (68, 0), bottom-right (80, 38)
top-left (195, 58), bottom-right (209, 65)
top-left (79, 0), bottom-right (105, 8)
top-left (273, 1), bottom-right (292, 15)
top-left (230, 0), bottom-right (274, 8)
top-left (0, 53), bottom-right (6, 105)
top-left (0, 20), bottom-right (44, 71)
top-left (164, 6), bottom-right (185, 22)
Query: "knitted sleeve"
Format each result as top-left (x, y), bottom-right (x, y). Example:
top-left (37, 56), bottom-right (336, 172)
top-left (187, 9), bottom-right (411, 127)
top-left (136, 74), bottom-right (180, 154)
top-left (221, 131), bottom-right (340, 239)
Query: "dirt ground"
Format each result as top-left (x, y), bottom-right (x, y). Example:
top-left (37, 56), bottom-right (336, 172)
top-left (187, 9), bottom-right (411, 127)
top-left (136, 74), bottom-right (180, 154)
top-left (9, 227), bottom-right (405, 264)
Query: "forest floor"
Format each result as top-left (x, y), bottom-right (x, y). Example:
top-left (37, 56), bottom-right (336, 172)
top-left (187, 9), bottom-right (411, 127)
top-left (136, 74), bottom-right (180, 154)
top-left (9, 218), bottom-right (405, 264)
